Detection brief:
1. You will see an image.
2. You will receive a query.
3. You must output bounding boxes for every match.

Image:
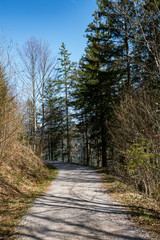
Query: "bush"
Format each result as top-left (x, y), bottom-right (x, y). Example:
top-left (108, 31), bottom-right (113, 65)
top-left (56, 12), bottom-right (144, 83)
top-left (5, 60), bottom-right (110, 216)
top-left (109, 91), bottom-right (160, 199)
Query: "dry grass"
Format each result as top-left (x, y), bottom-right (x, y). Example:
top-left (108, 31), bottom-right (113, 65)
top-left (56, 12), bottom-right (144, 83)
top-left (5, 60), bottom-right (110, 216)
top-left (0, 60), bottom-right (58, 239)
top-left (0, 143), bottom-right (58, 240)
top-left (97, 168), bottom-right (160, 239)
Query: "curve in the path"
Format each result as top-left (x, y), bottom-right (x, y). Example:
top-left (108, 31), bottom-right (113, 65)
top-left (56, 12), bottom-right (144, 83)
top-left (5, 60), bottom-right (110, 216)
top-left (16, 162), bottom-right (158, 240)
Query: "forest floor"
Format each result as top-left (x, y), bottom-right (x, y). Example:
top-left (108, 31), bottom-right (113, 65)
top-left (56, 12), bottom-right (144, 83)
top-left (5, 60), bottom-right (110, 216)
top-left (15, 162), bottom-right (159, 240)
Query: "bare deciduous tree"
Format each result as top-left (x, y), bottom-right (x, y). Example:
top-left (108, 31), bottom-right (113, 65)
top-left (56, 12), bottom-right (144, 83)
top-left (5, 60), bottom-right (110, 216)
top-left (38, 40), bottom-right (56, 130)
top-left (18, 37), bottom-right (40, 148)
top-left (18, 37), bottom-right (56, 152)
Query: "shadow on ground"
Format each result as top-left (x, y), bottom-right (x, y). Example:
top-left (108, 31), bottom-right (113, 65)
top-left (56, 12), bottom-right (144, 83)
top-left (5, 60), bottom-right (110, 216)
top-left (11, 163), bottom-right (158, 240)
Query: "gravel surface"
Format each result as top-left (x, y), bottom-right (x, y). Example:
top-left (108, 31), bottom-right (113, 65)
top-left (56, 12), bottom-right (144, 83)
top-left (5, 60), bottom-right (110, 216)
top-left (16, 162), bottom-right (158, 240)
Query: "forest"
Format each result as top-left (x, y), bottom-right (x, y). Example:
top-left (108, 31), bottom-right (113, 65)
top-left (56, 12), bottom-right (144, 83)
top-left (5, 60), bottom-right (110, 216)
top-left (21, 0), bottom-right (160, 200)
top-left (0, 0), bottom-right (160, 236)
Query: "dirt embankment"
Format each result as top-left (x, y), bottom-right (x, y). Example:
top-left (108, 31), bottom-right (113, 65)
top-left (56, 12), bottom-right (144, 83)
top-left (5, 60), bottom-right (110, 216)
top-left (0, 143), bottom-right (55, 239)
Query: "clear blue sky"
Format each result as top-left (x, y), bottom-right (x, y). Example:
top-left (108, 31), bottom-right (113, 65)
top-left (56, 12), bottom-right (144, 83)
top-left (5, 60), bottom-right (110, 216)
top-left (0, 0), bottom-right (97, 62)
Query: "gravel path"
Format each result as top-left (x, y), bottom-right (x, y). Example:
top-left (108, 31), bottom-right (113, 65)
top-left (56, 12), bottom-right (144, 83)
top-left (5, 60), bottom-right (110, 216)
top-left (16, 162), bottom-right (157, 240)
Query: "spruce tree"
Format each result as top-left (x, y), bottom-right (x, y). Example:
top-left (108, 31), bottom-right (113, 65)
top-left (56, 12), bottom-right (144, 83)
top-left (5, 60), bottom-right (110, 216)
top-left (43, 77), bottom-right (65, 161)
top-left (57, 43), bottom-right (74, 163)
top-left (131, 0), bottom-right (160, 89)
top-left (75, 8), bottom-right (120, 167)
top-left (96, 0), bottom-right (135, 90)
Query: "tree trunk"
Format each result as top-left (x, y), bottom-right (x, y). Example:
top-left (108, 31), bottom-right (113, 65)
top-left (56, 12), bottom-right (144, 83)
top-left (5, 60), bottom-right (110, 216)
top-left (61, 138), bottom-right (64, 162)
top-left (101, 114), bottom-right (107, 168)
top-left (65, 74), bottom-right (71, 163)
top-left (123, 0), bottom-right (131, 90)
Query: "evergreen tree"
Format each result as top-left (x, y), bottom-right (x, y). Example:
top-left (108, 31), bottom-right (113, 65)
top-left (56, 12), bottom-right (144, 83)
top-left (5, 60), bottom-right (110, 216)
top-left (71, 66), bottom-right (91, 165)
top-left (43, 77), bottom-right (65, 161)
top-left (96, 0), bottom-right (135, 90)
top-left (57, 43), bottom-right (75, 163)
top-left (131, 0), bottom-right (160, 89)
top-left (74, 8), bottom-right (120, 167)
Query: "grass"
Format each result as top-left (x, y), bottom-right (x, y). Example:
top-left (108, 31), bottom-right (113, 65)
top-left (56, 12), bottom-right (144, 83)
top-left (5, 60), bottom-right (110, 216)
top-left (0, 164), bottom-right (58, 240)
top-left (97, 168), bottom-right (160, 239)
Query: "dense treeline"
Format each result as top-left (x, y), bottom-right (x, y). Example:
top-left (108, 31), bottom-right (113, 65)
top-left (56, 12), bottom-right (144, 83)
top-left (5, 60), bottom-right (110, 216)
top-left (1, 0), bottom-right (158, 200)
top-left (72, 0), bottom-right (160, 199)
top-left (77, 0), bottom-right (159, 198)
top-left (21, 0), bottom-right (160, 199)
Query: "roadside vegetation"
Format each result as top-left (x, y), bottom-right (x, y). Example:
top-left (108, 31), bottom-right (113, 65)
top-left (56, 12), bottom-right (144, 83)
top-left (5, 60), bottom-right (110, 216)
top-left (0, 155), bottom-right (57, 240)
top-left (98, 168), bottom-right (160, 239)
top-left (0, 61), bottom-right (58, 239)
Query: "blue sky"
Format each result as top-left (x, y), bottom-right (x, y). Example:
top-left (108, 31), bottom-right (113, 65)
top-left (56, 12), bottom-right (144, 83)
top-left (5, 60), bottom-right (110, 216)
top-left (0, 0), bottom-right (97, 62)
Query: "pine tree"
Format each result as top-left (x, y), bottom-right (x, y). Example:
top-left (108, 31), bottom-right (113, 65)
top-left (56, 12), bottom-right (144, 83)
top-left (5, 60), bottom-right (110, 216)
top-left (57, 43), bottom-right (75, 163)
top-left (131, 0), bottom-right (160, 89)
top-left (96, 0), bottom-right (135, 90)
top-left (72, 65), bottom-right (91, 165)
top-left (43, 77), bottom-right (65, 161)
top-left (74, 8), bottom-right (120, 167)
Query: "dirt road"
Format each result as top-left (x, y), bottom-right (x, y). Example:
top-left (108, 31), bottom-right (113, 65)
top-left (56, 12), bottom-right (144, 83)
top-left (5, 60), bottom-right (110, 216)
top-left (16, 163), bottom-right (157, 240)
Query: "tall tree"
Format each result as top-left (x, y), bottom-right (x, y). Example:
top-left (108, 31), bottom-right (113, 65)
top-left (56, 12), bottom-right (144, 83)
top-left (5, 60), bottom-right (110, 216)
top-left (74, 8), bottom-right (120, 167)
top-left (18, 37), bottom-right (56, 153)
top-left (97, 0), bottom-right (134, 90)
top-left (18, 37), bottom-right (40, 150)
top-left (43, 77), bottom-right (64, 161)
top-left (131, 0), bottom-right (160, 89)
top-left (38, 40), bottom-right (56, 131)
top-left (57, 43), bottom-right (74, 163)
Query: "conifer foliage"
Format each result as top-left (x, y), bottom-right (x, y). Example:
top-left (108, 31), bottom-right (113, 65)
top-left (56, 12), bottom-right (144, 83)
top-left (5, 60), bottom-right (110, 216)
top-left (57, 43), bottom-right (75, 163)
top-left (74, 9), bottom-right (120, 167)
top-left (18, 0), bottom-right (159, 198)
top-left (72, 0), bottom-right (159, 197)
